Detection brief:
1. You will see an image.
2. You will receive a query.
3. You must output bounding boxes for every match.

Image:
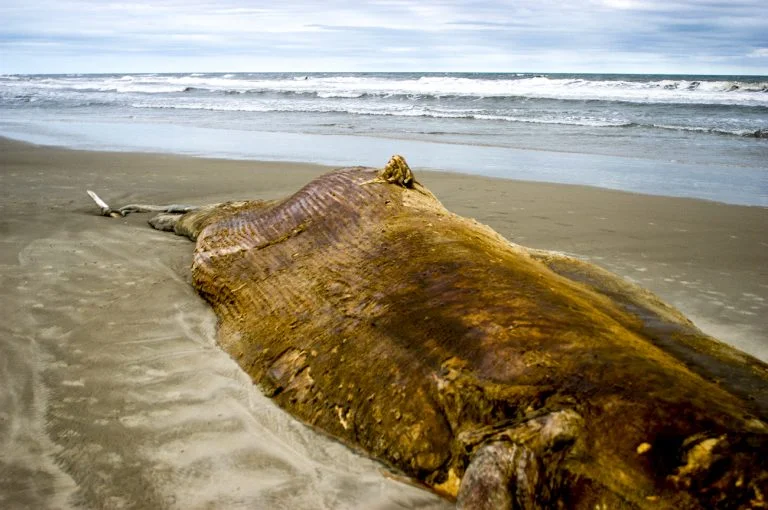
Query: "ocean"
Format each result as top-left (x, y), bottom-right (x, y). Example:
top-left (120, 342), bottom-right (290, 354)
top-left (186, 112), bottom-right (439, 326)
top-left (1, 72), bottom-right (767, 206)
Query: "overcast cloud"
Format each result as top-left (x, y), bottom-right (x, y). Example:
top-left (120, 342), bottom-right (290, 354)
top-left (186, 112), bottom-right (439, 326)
top-left (1, 0), bottom-right (766, 74)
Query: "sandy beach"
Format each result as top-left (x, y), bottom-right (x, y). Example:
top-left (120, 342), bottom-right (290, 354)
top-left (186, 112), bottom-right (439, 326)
top-left (1, 136), bottom-right (766, 509)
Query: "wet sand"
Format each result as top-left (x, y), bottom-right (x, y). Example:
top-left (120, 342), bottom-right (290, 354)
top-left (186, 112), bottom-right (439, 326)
top-left (1, 137), bottom-right (766, 509)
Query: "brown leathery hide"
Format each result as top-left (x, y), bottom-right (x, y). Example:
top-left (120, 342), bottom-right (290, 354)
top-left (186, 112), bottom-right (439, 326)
top-left (169, 165), bottom-right (767, 509)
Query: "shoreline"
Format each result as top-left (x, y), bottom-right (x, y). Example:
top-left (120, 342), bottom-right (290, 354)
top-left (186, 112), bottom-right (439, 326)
top-left (1, 136), bottom-right (766, 509)
top-left (2, 121), bottom-right (765, 207)
top-left (4, 133), bottom-right (766, 210)
top-left (5, 131), bottom-right (765, 207)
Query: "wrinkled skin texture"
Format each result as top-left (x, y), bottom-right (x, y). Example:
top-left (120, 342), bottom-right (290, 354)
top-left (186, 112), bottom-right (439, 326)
top-left (153, 165), bottom-right (766, 509)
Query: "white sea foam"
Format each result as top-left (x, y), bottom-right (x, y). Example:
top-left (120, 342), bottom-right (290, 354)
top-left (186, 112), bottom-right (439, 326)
top-left (650, 123), bottom-right (760, 137)
top-left (126, 98), bottom-right (636, 128)
top-left (2, 73), bottom-right (767, 105)
top-left (1, 73), bottom-right (765, 140)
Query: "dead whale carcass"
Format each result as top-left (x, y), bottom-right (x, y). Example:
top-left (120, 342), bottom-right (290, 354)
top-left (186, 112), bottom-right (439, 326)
top-left (89, 156), bottom-right (768, 509)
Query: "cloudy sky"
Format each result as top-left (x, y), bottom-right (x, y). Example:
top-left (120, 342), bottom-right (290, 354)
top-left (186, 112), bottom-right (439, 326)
top-left (1, 0), bottom-right (767, 75)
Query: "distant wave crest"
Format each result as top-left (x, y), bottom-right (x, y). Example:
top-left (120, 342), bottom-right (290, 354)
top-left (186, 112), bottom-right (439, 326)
top-left (123, 100), bottom-right (764, 137)
top-left (2, 73), bottom-right (767, 106)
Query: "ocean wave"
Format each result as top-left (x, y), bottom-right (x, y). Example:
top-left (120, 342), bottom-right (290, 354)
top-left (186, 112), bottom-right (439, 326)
top-left (124, 99), bottom-right (766, 138)
top-left (126, 100), bottom-right (637, 128)
top-left (650, 124), bottom-right (768, 138)
top-left (3, 74), bottom-right (767, 106)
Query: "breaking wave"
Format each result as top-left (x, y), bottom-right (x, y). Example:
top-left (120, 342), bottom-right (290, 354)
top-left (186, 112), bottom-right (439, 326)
top-left (2, 73), bottom-right (767, 106)
top-left (124, 100), bottom-right (765, 137)
top-left (2, 73), bottom-right (765, 143)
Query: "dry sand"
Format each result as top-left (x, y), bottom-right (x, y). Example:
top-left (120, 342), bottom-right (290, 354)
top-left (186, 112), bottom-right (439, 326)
top-left (1, 137), bottom-right (766, 509)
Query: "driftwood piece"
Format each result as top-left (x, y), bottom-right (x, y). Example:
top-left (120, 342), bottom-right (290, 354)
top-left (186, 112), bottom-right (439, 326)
top-left (87, 189), bottom-right (199, 218)
top-left (89, 157), bottom-right (768, 509)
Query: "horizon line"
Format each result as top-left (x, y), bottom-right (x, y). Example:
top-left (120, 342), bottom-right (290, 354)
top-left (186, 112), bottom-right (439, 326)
top-left (4, 70), bottom-right (768, 77)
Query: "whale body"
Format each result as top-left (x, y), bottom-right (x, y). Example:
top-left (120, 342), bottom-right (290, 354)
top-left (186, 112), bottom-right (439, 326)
top-left (91, 158), bottom-right (768, 509)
